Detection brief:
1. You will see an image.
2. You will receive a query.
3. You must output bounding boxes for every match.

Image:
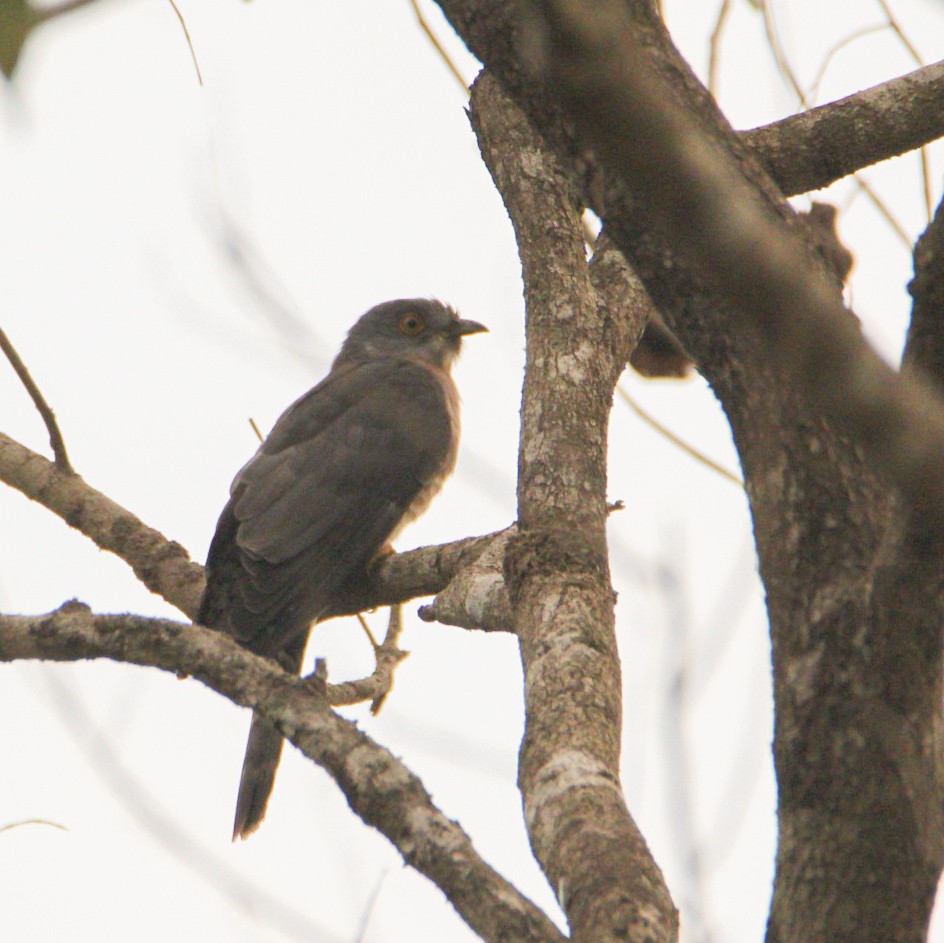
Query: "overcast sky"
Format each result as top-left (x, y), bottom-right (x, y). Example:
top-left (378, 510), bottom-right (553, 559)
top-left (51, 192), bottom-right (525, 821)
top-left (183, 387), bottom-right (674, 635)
top-left (1, 2), bottom-right (943, 942)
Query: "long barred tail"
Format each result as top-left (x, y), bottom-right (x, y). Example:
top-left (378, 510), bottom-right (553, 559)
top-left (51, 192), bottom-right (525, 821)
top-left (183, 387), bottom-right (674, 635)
top-left (232, 630), bottom-right (309, 840)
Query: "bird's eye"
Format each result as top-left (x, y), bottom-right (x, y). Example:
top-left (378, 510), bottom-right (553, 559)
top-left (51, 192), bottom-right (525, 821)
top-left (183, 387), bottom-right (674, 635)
top-left (398, 312), bottom-right (425, 336)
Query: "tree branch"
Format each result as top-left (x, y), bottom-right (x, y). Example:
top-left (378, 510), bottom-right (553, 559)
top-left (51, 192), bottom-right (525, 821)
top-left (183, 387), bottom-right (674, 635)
top-left (470, 70), bottom-right (677, 943)
top-left (0, 328), bottom-right (74, 473)
top-left (417, 526), bottom-right (515, 630)
top-left (328, 604), bottom-right (408, 712)
top-left (744, 59), bottom-right (944, 197)
top-left (0, 602), bottom-right (566, 943)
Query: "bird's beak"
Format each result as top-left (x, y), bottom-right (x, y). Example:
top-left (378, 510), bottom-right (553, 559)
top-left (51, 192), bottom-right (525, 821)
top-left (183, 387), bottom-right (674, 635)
top-left (452, 318), bottom-right (488, 337)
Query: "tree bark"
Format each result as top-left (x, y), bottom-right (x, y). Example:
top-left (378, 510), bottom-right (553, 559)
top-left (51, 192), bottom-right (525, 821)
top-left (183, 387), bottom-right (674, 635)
top-left (471, 71), bottom-right (677, 943)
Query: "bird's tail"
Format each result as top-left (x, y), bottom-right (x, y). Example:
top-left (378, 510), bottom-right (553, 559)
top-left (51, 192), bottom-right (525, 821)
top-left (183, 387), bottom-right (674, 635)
top-left (232, 714), bottom-right (286, 840)
top-left (232, 631), bottom-right (308, 840)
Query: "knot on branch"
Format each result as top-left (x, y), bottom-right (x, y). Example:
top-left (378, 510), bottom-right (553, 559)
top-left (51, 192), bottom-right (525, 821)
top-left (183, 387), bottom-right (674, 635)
top-left (418, 530), bottom-right (514, 632)
top-left (503, 524), bottom-right (609, 604)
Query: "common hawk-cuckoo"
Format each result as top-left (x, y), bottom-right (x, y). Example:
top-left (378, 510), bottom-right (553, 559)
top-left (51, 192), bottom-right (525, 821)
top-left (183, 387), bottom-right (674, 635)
top-left (199, 298), bottom-right (486, 838)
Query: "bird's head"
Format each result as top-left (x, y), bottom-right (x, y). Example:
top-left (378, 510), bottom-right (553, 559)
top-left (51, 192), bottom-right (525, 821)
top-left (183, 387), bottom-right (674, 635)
top-left (334, 299), bottom-right (487, 371)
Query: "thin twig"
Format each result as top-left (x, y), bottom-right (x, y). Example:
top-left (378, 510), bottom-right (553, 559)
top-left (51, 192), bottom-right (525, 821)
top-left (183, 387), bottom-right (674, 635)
top-left (356, 611), bottom-right (380, 650)
top-left (353, 871), bottom-right (392, 943)
top-left (854, 173), bottom-right (912, 248)
top-left (0, 818), bottom-right (68, 834)
top-left (919, 147), bottom-right (934, 223)
top-left (321, 606), bottom-right (409, 712)
top-left (248, 417), bottom-right (264, 443)
top-left (806, 24), bottom-right (887, 103)
top-left (759, 0), bottom-right (809, 107)
top-left (617, 386), bottom-right (743, 488)
top-left (707, 0), bottom-right (732, 98)
top-left (876, 0), bottom-right (924, 66)
top-left (371, 604), bottom-right (406, 714)
top-left (166, 0), bottom-right (203, 87)
top-left (409, 0), bottom-right (468, 92)
top-left (0, 328), bottom-right (74, 474)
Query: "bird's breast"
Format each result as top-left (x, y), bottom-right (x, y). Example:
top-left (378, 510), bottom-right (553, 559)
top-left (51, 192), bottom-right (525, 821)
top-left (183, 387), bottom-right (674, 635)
top-left (388, 360), bottom-right (462, 537)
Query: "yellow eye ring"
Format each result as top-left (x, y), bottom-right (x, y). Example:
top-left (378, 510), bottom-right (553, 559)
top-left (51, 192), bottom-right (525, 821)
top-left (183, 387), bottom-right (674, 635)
top-left (398, 312), bottom-right (425, 336)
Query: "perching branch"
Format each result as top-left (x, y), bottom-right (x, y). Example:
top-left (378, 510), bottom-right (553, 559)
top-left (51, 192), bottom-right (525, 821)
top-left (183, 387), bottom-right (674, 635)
top-left (0, 428), bottom-right (512, 628)
top-left (0, 602), bottom-right (566, 943)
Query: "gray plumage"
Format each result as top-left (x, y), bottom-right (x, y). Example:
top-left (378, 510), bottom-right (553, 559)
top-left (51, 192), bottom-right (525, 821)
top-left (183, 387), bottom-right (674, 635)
top-left (198, 298), bottom-right (485, 838)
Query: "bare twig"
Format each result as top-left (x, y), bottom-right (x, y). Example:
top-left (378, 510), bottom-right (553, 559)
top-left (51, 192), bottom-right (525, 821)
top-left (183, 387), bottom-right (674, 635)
top-left (876, 0), bottom-right (924, 68)
top-left (352, 871), bottom-right (392, 943)
top-left (166, 0), bottom-right (203, 87)
top-left (806, 24), bottom-right (888, 103)
top-left (758, 0), bottom-right (808, 106)
top-left (355, 612), bottom-right (380, 649)
top-left (854, 173), bottom-right (912, 248)
top-left (0, 328), bottom-right (74, 473)
top-left (617, 386), bottom-right (743, 488)
top-left (707, 0), bottom-right (732, 98)
top-left (409, 0), bottom-right (468, 91)
top-left (0, 818), bottom-right (68, 834)
top-left (327, 605), bottom-right (410, 712)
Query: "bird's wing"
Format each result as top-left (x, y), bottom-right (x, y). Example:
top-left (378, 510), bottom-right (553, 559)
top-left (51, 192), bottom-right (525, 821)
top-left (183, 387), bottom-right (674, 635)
top-left (201, 358), bottom-right (454, 651)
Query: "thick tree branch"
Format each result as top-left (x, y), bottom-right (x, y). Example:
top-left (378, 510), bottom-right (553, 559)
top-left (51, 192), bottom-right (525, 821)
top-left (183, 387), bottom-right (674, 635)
top-left (744, 59), bottom-right (944, 197)
top-left (0, 603), bottom-right (566, 943)
top-left (791, 194), bottom-right (944, 930)
top-left (471, 71), bottom-right (676, 943)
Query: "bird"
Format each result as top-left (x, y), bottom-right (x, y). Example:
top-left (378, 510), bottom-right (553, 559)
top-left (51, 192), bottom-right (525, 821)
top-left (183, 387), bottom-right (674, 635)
top-left (198, 298), bottom-right (487, 840)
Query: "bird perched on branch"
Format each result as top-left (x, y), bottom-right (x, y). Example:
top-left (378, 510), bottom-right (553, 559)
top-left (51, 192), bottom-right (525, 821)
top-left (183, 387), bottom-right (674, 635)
top-left (198, 298), bottom-right (487, 839)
